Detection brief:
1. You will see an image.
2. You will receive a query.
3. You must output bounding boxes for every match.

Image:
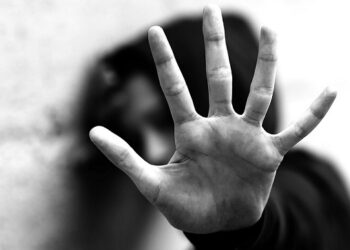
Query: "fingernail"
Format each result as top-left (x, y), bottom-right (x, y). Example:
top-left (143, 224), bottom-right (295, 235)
top-left (325, 86), bottom-right (337, 97)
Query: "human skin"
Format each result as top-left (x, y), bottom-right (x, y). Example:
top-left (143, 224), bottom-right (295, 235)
top-left (89, 5), bottom-right (337, 234)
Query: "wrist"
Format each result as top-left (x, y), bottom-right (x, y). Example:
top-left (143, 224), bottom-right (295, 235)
top-left (184, 210), bottom-right (265, 249)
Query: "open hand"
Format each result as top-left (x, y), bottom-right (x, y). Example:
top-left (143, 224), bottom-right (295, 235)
top-left (89, 5), bottom-right (336, 233)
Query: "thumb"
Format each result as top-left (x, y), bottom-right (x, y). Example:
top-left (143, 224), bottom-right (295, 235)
top-left (89, 126), bottom-right (160, 202)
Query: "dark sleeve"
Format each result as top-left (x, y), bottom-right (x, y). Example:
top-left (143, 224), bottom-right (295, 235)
top-left (184, 150), bottom-right (350, 250)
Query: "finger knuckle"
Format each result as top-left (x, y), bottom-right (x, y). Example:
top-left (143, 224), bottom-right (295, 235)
top-left (293, 123), bottom-right (307, 140)
top-left (258, 49), bottom-right (277, 63)
top-left (252, 85), bottom-right (274, 97)
top-left (174, 111), bottom-right (199, 125)
top-left (242, 106), bottom-right (266, 125)
top-left (205, 32), bottom-right (225, 43)
top-left (155, 54), bottom-right (175, 66)
top-left (163, 81), bottom-right (185, 97)
top-left (207, 66), bottom-right (232, 83)
top-left (116, 148), bottom-right (131, 168)
top-left (309, 106), bottom-right (325, 120)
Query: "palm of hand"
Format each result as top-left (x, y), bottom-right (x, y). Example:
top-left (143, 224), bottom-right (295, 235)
top-left (90, 5), bottom-right (336, 233)
top-left (157, 115), bottom-right (281, 232)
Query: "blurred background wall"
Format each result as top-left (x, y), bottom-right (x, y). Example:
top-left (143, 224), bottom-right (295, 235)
top-left (0, 0), bottom-right (349, 249)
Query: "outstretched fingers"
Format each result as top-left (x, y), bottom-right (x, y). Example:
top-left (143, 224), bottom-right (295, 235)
top-left (275, 87), bottom-right (337, 155)
top-left (203, 5), bottom-right (233, 116)
top-left (244, 27), bottom-right (277, 125)
top-left (148, 26), bottom-right (198, 125)
top-left (89, 126), bottom-right (160, 202)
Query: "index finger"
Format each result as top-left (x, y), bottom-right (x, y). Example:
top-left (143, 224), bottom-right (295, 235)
top-left (148, 26), bottom-right (198, 125)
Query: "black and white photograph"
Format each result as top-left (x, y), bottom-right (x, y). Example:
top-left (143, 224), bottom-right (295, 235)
top-left (0, 0), bottom-right (349, 249)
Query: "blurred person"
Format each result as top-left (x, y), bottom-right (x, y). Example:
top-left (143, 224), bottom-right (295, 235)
top-left (77, 4), bottom-right (350, 250)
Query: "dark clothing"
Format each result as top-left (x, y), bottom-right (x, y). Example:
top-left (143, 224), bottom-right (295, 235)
top-left (185, 150), bottom-right (350, 250)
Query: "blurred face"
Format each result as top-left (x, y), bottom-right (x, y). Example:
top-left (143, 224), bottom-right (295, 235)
top-left (121, 73), bottom-right (175, 165)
